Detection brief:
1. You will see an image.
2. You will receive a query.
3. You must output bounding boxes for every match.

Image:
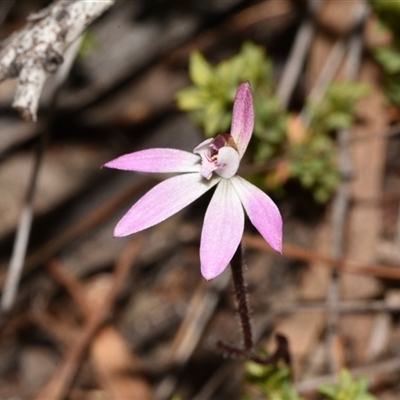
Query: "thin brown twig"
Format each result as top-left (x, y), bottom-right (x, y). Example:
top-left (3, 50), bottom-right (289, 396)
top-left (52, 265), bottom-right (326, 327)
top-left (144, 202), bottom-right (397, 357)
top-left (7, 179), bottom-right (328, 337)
top-left (0, 37), bottom-right (83, 315)
top-left (296, 356), bottom-right (400, 394)
top-left (326, 1), bottom-right (368, 372)
top-left (155, 270), bottom-right (230, 400)
top-left (276, 0), bottom-right (324, 108)
top-left (167, 0), bottom-right (295, 63)
top-left (46, 259), bottom-right (92, 320)
top-left (33, 235), bottom-right (143, 400)
top-left (30, 309), bottom-right (77, 350)
top-left (243, 233), bottom-right (400, 281)
top-left (0, 178), bottom-right (156, 293)
top-left (274, 300), bottom-right (400, 315)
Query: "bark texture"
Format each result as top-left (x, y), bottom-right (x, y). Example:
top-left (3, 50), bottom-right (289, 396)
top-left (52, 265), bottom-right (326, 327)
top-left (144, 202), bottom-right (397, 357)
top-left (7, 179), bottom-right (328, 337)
top-left (0, 0), bottom-right (115, 121)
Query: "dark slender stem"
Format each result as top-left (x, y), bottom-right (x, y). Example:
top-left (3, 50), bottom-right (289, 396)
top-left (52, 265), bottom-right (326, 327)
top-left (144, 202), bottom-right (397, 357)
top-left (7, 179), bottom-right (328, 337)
top-left (217, 245), bottom-right (292, 369)
top-left (230, 242), bottom-right (253, 352)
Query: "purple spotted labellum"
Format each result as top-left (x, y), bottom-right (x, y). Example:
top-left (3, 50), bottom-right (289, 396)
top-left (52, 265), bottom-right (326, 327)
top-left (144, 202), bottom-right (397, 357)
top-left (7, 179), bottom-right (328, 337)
top-left (103, 82), bottom-right (282, 280)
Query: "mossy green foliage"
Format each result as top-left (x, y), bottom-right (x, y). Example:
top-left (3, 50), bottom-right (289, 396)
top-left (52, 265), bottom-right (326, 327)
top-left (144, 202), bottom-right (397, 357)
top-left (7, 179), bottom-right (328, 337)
top-left (176, 42), bottom-right (282, 143)
top-left (288, 135), bottom-right (340, 203)
top-left (368, 0), bottom-right (400, 107)
top-left (244, 363), bottom-right (376, 400)
top-left (176, 43), bottom-right (369, 203)
top-left (319, 369), bottom-right (377, 400)
top-left (373, 39), bottom-right (400, 106)
top-left (243, 361), bottom-right (304, 400)
top-left (293, 82), bottom-right (369, 203)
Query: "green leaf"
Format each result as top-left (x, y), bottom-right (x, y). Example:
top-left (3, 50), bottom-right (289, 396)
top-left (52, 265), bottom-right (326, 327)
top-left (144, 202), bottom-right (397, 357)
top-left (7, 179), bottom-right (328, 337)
top-left (319, 369), bottom-right (377, 400)
top-left (189, 51), bottom-right (215, 87)
top-left (244, 361), bottom-right (305, 400)
top-left (175, 43), bottom-right (365, 204)
top-left (374, 46), bottom-right (400, 74)
top-left (324, 112), bottom-right (353, 131)
top-left (175, 87), bottom-right (205, 110)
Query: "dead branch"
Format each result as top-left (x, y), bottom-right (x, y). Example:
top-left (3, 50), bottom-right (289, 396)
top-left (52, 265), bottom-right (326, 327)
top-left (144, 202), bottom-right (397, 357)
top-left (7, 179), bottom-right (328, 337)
top-left (0, 0), bottom-right (115, 121)
top-left (243, 234), bottom-right (400, 281)
top-left (33, 235), bottom-right (143, 400)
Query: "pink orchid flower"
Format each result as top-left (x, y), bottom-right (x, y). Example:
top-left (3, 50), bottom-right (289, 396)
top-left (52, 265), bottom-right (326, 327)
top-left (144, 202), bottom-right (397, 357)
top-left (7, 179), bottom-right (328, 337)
top-left (104, 82), bottom-right (282, 280)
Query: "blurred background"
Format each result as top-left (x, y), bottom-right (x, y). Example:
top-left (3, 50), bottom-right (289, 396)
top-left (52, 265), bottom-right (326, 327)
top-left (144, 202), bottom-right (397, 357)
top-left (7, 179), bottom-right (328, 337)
top-left (0, 0), bottom-right (400, 399)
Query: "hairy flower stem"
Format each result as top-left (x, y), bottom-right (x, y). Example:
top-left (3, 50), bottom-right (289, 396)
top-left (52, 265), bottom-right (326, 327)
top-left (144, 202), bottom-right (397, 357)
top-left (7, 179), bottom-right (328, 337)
top-left (217, 242), bottom-right (255, 358)
top-left (217, 244), bottom-right (292, 368)
top-left (231, 242), bottom-right (253, 351)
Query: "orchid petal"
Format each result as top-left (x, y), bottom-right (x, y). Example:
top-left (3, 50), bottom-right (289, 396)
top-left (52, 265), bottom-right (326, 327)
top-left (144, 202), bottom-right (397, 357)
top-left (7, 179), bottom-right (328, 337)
top-left (115, 173), bottom-right (220, 237)
top-left (215, 146), bottom-right (240, 179)
top-left (231, 176), bottom-right (282, 253)
top-left (193, 139), bottom-right (217, 179)
top-left (103, 148), bottom-right (201, 173)
top-left (193, 138), bottom-right (213, 155)
top-left (230, 82), bottom-right (254, 158)
top-left (200, 179), bottom-right (244, 280)
top-left (199, 159), bottom-right (218, 180)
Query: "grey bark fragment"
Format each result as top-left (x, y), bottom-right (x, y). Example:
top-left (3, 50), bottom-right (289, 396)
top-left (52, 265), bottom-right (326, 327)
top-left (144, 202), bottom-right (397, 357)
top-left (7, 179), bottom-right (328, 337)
top-left (0, 0), bottom-right (115, 121)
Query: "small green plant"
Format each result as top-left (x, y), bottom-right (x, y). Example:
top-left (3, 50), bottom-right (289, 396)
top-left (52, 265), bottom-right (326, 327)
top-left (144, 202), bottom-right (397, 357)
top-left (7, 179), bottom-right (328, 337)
top-left (307, 83), bottom-right (370, 133)
top-left (176, 43), bottom-right (369, 203)
top-left (244, 364), bottom-right (376, 400)
top-left (176, 41), bottom-right (284, 144)
top-left (290, 82), bottom-right (370, 203)
top-left (372, 41), bottom-right (400, 106)
top-left (288, 134), bottom-right (340, 203)
top-left (319, 369), bottom-right (377, 400)
top-left (243, 361), bottom-right (304, 400)
top-left (368, 0), bottom-right (400, 107)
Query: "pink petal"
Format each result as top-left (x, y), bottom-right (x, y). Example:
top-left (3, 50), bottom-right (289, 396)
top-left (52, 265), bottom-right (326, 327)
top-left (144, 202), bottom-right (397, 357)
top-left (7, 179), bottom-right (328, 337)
top-left (115, 173), bottom-right (220, 236)
top-left (231, 176), bottom-right (282, 253)
top-left (230, 82), bottom-right (254, 158)
top-left (200, 179), bottom-right (244, 280)
top-left (193, 139), bottom-right (216, 179)
top-left (193, 138), bottom-right (213, 155)
top-left (199, 159), bottom-right (218, 180)
top-left (215, 146), bottom-right (240, 179)
top-left (103, 148), bottom-right (201, 173)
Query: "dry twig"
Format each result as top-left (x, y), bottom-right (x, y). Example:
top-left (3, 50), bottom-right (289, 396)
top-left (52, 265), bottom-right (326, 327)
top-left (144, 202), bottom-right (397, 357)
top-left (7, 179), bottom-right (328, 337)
top-left (326, 1), bottom-right (368, 372)
top-left (155, 273), bottom-right (230, 400)
top-left (0, 36), bottom-right (83, 315)
top-left (0, 179), bottom-right (156, 294)
top-left (33, 235), bottom-right (143, 400)
top-left (46, 259), bottom-right (91, 320)
top-left (276, 0), bottom-right (324, 108)
top-left (0, 0), bottom-right (115, 121)
top-left (168, 0), bottom-right (294, 64)
top-left (296, 356), bottom-right (400, 394)
top-left (243, 234), bottom-right (400, 281)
